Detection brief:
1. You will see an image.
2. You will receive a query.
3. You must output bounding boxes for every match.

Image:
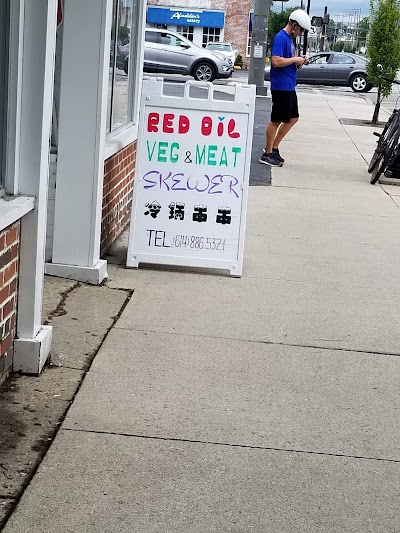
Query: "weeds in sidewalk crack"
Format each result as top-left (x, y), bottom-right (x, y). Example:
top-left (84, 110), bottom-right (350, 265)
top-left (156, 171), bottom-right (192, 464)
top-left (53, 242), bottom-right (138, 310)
top-left (43, 282), bottom-right (80, 325)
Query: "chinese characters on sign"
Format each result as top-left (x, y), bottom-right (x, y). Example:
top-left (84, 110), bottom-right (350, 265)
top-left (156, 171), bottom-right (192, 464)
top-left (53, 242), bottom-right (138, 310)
top-left (169, 203), bottom-right (185, 220)
top-left (149, 202), bottom-right (232, 225)
top-left (127, 78), bottom-right (255, 276)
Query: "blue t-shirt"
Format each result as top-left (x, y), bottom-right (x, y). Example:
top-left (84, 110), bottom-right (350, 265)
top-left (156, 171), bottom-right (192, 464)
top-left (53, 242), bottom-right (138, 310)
top-left (270, 29), bottom-right (297, 91)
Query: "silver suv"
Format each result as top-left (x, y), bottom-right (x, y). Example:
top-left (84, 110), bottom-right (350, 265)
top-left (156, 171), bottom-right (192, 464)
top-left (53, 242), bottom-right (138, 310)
top-left (123, 29), bottom-right (233, 82)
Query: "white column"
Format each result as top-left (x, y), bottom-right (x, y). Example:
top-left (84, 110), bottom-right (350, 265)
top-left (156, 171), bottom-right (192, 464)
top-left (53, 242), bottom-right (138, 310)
top-left (13, 0), bottom-right (57, 373)
top-left (194, 27), bottom-right (203, 48)
top-left (46, 0), bottom-right (113, 285)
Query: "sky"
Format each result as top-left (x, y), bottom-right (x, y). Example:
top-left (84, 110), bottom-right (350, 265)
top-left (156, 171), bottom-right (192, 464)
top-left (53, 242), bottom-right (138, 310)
top-left (271, 0), bottom-right (371, 19)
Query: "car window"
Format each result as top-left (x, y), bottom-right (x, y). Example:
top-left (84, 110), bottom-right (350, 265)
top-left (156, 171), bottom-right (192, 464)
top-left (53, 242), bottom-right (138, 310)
top-left (160, 32), bottom-right (185, 47)
top-left (308, 54), bottom-right (330, 64)
top-left (332, 54), bottom-right (356, 65)
top-left (207, 43), bottom-right (232, 52)
top-left (145, 31), bottom-right (159, 44)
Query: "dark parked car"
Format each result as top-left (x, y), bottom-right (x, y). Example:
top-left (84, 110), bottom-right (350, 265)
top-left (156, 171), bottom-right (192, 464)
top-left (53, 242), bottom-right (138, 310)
top-left (122, 29), bottom-right (233, 82)
top-left (116, 43), bottom-right (130, 71)
top-left (265, 52), bottom-right (372, 92)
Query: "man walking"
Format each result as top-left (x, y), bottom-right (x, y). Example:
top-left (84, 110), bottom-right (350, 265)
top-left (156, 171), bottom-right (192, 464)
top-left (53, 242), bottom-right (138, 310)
top-left (260, 9), bottom-right (312, 167)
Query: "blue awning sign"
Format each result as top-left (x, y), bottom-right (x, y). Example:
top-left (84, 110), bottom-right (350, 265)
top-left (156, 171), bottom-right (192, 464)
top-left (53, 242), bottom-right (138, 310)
top-left (171, 12), bottom-right (201, 24)
top-left (147, 7), bottom-right (225, 28)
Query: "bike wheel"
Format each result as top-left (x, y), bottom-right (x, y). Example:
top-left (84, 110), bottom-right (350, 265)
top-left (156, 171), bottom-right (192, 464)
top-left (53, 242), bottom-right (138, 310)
top-left (368, 112), bottom-right (398, 173)
top-left (370, 127), bottom-right (400, 184)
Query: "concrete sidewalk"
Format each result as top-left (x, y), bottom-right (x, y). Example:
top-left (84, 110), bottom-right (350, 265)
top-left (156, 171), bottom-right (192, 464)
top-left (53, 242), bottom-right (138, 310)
top-left (3, 92), bottom-right (400, 532)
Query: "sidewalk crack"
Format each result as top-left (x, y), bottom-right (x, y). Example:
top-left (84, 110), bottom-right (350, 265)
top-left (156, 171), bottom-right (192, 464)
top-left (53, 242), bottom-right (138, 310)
top-left (112, 326), bottom-right (400, 359)
top-left (62, 428), bottom-right (400, 464)
top-left (380, 186), bottom-right (400, 211)
top-left (324, 97), bottom-right (370, 165)
top-left (43, 282), bottom-right (80, 324)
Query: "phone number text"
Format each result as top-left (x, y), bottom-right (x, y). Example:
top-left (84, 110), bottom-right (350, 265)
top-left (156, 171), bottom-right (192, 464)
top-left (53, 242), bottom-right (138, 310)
top-left (173, 234), bottom-right (226, 251)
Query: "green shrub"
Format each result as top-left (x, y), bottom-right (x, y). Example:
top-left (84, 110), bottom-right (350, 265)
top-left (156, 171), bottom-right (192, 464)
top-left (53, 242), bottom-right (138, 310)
top-left (333, 41), bottom-right (344, 52)
top-left (235, 54), bottom-right (243, 67)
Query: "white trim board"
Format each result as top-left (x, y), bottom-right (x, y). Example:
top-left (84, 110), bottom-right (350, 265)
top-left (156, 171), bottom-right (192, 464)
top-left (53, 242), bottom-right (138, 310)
top-left (0, 195), bottom-right (34, 232)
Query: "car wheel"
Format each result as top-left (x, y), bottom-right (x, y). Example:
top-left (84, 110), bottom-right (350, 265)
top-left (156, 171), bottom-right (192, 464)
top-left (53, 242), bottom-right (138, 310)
top-left (193, 62), bottom-right (216, 82)
top-left (350, 74), bottom-right (368, 92)
top-left (124, 59), bottom-right (129, 75)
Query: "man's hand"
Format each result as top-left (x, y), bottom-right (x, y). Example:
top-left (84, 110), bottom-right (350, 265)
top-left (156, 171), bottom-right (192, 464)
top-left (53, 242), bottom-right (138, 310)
top-left (294, 56), bottom-right (308, 66)
top-left (272, 55), bottom-right (309, 68)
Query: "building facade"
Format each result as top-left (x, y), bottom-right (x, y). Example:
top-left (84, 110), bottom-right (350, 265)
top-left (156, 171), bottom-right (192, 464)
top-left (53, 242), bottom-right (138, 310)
top-left (0, 0), bottom-right (252, 382)
top-left (0, 0), bottom-right (147, 381)
top-left (45, 0), bottom-right (146, 285)
top-left (146, 0), bottom-right (253, 66)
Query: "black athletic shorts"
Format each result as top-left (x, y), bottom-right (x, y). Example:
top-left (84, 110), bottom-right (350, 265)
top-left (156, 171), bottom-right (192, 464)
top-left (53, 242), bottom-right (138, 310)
top-left (270, 90), bottom-right (299, 123)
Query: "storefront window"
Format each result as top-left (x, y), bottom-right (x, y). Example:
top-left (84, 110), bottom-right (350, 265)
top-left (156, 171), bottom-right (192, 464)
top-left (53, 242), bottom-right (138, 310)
top-left (51, 0), bottom-right (64, 150)
top-left (176, 26), bottom-right (194, 42)
top-left (246, 34), bottom-right (252, 57)
top-left (147, 23), bottom-right (167, 30)
top-left (202, 28), bottom-right (221, 47)
top-left (247, 13), bottom-right (253, 58)
top-left (107, 0), bottom-right (138, 134)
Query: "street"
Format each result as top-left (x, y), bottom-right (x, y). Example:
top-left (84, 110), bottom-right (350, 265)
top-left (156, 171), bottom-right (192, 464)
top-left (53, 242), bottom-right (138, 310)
top-left (125, 67), bottom-right (400, 116)
top-left (231, 70), bottom-right (400, 113)
top-left (296, 84), bottom-right (400, 113)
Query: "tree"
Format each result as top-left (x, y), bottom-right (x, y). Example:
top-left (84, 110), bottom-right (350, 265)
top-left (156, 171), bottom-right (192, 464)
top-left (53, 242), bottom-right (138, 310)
top-left (118, 25), bottom-right (130, 45)
top-left (333, 41), bottom-right (345, 52)
top-left (344, 43), bottom-right (356, 53)
top-left (367, 0), bottom-right (400, 124)
top-left (326, 19), bottom-right (336, 43)
top-left (357, 16), bottom-right (370, 46)
top-left (268, 5), bottom-right (301, 42)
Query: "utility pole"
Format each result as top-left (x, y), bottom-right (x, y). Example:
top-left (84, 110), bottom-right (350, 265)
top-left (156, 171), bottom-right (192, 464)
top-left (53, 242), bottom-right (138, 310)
top-left (354, 8), bottom-right (361, 51)
top-left (349, 10), bottom-right (354, 49)
top-left (302, 0), bottom-right (311, 55)
top-left (333, 15), bottom-right (338, 47)
top-left (320, 6), bottom-right (328, 51)
top-left (248, 0), bottom-right (271, 96)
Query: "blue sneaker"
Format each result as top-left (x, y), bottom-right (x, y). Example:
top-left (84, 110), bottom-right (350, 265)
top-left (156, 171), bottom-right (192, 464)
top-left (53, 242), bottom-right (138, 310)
top-left (272, 148), bottom-right (285, 163)
top-left (259, 152), bottom-right (283, 167)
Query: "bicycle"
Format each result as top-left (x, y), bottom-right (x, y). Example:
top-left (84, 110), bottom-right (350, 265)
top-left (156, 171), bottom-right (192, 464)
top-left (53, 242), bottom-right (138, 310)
top-left (369, 72), bottom-right (400, 185)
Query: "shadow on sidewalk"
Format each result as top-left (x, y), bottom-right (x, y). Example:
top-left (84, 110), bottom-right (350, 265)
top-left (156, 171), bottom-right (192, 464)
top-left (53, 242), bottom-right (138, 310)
top-left (250, 97), bottom-right (271, 186)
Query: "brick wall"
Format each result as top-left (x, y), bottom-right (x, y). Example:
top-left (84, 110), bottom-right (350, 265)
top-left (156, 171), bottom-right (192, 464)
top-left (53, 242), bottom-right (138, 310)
top-left (0, 222), bottom-right (20, 384)
top-left (101, 142), bottom-right (136, 254)
top-left (224, 0), bottom-right (252, 68)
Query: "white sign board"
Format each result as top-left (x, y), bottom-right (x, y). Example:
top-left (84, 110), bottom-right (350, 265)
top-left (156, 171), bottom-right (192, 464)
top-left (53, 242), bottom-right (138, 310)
top-left (253, 45), bottom-right (264, 58)
top-left (127, 77), bottom-right (256, 277)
